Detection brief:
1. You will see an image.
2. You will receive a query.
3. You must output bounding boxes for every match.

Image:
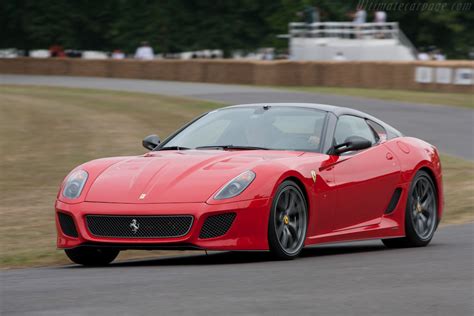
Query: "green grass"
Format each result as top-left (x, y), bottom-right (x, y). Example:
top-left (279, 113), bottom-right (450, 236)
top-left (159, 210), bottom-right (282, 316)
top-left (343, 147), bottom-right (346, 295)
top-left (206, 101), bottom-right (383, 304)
top-left (0, 85), bottom-right (220, 268)
top-left (278, 86), bottom-right (474, 109)
top-left (0, 85), bottom-right (472, 268)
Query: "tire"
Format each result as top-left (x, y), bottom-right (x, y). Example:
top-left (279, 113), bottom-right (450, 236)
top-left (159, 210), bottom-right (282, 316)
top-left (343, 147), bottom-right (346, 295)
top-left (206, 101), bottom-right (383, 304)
top-left (268, 180), bottom-right (308, 260)
top-left (65, 247), bottom-right (120, 266)
top-left (383, 170), bottom-right (438, 248)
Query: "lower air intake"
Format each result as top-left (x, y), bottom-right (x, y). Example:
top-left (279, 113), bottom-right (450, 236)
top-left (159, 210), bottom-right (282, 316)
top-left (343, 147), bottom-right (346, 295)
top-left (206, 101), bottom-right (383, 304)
top-left (58, 212), bottom-right (78, 238)
top-left (199, 213), bottom-right (236, 239)
top-left (86, 215), bottom-right (193, 238)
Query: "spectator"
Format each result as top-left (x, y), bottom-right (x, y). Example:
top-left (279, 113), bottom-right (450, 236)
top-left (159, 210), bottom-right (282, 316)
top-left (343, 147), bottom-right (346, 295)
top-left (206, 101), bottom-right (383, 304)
top-left (112, 49), bottom-right (125, 59)
top-left (49, 45), bottom-right (66, 58)
top-left (374, 10), bottom-right (387, 38)
top-left (352, 6), bottom-right (367, 38)
top-left (433, 49), bottom-right (446, 61)
top-left (333, 51), bottom-right (347, 61)
top-left (353, 6), bottom-right (367, 24)
top-left (297, 5), bottom-right (320, 24)
top-left (65, 50), bottom-right (82, 58)
top-left (262, 49), bottom-right (274, 60)
top-left (468, 49), bottom-right (474, 60)
top-left (417, 51), bottom-right (430, 61)
top-left (374, 10), bottom-right (387, 23)
top-left (304, 5), bottom-right (320, 24)
top-left (134, 41), bottom-right (154, 60)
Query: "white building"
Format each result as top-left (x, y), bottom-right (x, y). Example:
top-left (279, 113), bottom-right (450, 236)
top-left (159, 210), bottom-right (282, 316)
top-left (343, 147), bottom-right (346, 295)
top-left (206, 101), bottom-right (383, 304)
top-left (281, 22), bottom-right (416, 61)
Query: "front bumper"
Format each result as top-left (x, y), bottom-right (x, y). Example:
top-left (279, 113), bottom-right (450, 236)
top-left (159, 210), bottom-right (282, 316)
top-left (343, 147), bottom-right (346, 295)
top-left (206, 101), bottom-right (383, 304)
top-left (55, 198), bottom-right (271, 251)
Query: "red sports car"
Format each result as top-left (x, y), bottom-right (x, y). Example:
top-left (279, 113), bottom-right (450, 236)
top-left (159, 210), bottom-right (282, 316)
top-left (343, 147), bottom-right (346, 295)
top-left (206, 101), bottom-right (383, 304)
top-left (56, 103), bottom-right (443, 265)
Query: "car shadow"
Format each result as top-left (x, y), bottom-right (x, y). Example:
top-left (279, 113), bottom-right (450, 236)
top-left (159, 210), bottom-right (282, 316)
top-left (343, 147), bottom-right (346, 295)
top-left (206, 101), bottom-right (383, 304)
top-left (70, 242), bottom-right (390, 268)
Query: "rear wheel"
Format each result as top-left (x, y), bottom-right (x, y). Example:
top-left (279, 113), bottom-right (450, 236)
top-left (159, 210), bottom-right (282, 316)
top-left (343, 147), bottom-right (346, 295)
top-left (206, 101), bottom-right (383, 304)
top-left (65, 247), bottom-right (120, 266)
top-left (268, 180), bottom-right (308, 260)
top-left (383, 170), bottom-right (438, 248)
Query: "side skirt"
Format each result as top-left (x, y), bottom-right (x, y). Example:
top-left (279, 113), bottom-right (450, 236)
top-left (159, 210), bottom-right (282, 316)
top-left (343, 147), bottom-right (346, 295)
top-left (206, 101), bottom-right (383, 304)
top-left (305, 217), bottom-right (403, 246)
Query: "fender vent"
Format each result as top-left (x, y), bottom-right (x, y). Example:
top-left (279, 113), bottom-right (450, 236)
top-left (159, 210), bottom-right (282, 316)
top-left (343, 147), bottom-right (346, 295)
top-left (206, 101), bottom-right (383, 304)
top-left (385, 188), bottom-right (402, 214)
top-left (199, 213), bottom-right (236, 239)
top-left (58, 212), bottom-right (78, 238)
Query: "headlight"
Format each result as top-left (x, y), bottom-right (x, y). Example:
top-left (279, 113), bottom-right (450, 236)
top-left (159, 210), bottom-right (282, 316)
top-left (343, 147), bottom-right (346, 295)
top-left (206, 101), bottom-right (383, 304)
top-left (214, 170), bottom-right (255, 200)
top-left (62, 170), bottom-right (88, 199)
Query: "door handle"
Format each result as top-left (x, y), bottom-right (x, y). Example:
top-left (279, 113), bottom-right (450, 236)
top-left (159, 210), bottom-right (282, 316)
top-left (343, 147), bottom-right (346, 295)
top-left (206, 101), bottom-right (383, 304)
top-left (386, 152), bottom-right (394, 160)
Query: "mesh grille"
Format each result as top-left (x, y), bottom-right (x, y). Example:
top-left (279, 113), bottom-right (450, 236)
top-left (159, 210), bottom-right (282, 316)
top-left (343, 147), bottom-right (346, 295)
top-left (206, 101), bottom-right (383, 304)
top-left (199, 213), bottom-right (236, 239)
top-left (86, 215), bottom-right (193, 238)
top-left (58, 212), bottom-right (78, 238)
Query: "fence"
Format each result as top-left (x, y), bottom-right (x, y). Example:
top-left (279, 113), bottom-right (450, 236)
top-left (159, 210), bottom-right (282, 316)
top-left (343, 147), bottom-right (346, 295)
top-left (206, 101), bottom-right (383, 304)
top-left (0, 58), bottom-right (472, 93)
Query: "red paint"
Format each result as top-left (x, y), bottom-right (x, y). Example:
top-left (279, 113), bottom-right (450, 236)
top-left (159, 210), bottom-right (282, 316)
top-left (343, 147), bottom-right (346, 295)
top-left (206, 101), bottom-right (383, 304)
top-left (56, 137), bottom-right (443, 251)
top-left (397, 141), bottom-right (411, 154)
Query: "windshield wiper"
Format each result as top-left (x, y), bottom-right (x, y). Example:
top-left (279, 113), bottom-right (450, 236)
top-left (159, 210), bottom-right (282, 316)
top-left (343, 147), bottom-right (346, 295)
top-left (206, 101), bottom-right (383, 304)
top-left (195, 145), bottom-right (268, 150)
top-left (156, 146), bottom-right (191, 151)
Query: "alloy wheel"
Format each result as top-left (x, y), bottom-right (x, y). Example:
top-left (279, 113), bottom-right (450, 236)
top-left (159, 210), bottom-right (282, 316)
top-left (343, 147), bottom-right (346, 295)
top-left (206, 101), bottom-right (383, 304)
top-left (274, 186), bottom-right (307, 254)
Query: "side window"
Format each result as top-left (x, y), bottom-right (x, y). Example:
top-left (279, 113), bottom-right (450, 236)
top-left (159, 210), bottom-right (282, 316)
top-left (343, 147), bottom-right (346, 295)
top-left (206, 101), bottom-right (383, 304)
top-left (334, 115), bottom-right (376, 145)
top-left (367, 120), bottom-right (387, 143)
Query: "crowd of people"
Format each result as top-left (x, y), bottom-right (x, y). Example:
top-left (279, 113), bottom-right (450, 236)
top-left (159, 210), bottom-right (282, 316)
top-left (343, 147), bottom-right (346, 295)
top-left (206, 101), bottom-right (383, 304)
top-left (45, 42), bottom-right (155, 60)
top-left (44, 42), bottom-right (225, 60)
top-left (417, 48), bottom-right (446, 61)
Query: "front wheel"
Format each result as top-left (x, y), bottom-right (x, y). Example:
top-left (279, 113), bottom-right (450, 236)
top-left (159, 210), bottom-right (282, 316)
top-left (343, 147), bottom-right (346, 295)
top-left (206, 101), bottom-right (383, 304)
top-left (268, 180), bottom-right (308, 260)
top-left (65, 247), bottom-right (120, 266)
top-left (383, 170), bottom-right (438, 248)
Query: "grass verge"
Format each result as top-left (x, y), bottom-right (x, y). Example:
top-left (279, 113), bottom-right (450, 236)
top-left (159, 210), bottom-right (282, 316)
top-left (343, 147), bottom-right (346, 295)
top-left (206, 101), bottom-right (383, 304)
top-left (279, 86), bottom-right (473, 109)
top-left (0, 85), bottom-right (220, 268)
top-left (0, 85), bottom-right (472, 268)
top-left (439, 154), bottom-right (474, 225)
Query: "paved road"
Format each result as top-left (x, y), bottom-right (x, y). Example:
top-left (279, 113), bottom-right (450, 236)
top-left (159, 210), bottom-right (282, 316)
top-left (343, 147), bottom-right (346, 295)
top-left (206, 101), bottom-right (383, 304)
top-left (1, 75), bottom-right (473, 159)
top-left (1, 224), bottom-right (473, 315)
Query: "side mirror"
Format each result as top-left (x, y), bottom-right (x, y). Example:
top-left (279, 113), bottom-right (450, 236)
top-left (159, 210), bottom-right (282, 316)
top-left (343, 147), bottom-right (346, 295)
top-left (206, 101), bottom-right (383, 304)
top-left (142, 134), bottom-right (160, 150)
top-left (333, 136), bottom-right (371, 155)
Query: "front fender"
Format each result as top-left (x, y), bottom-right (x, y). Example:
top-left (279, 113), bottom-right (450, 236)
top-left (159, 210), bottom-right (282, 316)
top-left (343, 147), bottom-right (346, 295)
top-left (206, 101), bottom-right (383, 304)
top-left (56, 156), bottom-right (134, 204)
top-left (205, 162), bottom-right (293, 205)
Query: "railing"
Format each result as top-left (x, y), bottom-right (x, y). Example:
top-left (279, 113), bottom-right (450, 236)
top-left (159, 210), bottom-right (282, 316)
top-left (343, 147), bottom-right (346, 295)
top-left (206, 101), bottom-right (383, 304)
top-left (288, 22), bottom-right (400, 39)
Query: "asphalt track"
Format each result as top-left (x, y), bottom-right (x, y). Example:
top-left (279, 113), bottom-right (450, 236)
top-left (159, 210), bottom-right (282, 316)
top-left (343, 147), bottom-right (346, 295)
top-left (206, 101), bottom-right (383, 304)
top-left (1, 224), bottom-right (473, 315)
top-left (1, 74), bottom-right (473, 159)
top-left (1, 75), bottom-right (473, 315)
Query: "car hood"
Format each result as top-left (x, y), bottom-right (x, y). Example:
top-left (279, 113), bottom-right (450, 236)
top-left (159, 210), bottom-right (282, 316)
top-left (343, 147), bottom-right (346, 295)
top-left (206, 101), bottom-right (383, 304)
top-left (85, 150), bottom-right (304, 204)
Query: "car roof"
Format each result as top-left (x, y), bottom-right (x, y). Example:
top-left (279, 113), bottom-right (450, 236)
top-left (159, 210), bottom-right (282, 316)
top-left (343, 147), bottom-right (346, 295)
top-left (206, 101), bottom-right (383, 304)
top-left (225, 102), bottom-right (367, 117)
top-left (222, 103), bottom-right (403, 137)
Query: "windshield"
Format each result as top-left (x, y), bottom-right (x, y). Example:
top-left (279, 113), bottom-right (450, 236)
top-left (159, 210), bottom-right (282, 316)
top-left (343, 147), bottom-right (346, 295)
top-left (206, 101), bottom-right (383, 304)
top-left (160, 106), bottom-right (327, 152)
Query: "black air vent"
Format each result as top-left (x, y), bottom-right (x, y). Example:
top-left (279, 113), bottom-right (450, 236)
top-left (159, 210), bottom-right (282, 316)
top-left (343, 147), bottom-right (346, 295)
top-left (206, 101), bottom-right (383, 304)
top-left (385, 188), bottom-right (402, 214)
top-left (58, 212), bottom-right (79, 238)
top-left (199, 213), bottom-right (236, 239)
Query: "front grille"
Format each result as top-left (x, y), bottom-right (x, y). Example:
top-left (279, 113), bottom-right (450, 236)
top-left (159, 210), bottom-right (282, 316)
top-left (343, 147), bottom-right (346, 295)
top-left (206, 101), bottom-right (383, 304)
top-left (58, 212), bottom-right (78, 238)
top-left (86, 215), bottom-right (193, 238)
top-left (199, 213), bottom-right (236, 239)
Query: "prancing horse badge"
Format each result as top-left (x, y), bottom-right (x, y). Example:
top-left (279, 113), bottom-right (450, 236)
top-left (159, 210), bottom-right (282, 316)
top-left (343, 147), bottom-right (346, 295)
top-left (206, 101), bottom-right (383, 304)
top-left (311, 170), bottom-right (317, 183)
